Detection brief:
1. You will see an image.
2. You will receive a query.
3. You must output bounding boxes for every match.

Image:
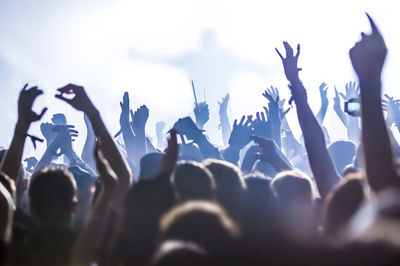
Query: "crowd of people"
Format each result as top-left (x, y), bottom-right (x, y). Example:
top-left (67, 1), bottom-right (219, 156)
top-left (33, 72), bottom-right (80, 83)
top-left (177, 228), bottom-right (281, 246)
top-left (1, 13), bottom-right (400, 265)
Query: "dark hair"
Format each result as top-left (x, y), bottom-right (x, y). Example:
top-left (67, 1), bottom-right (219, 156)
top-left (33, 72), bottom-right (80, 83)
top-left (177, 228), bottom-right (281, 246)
top-left (173, 161), bottom-right (215, 201)
top-left (28, 167), bottom-right (77, 225)
top-left (160, 201), bottom-right (239, 253)
top-left (203, 159), bottom-right (246, 219)
top-left (323, 173), bottom-right (365, 237)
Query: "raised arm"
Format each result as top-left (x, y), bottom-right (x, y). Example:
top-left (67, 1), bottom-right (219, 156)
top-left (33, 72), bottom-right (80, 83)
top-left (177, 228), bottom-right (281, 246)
top-left (71, 141), bottom-right (117, 266)
top-left (131, 104), bottom-right (149, 162)
top-left (333, 86), bottom-right (348, 127)
top-left (81, 114), bottom-right (96, 170)
top-left (55, 84), bottom-right (132, 190)
top-left (174, 117), bottom-right (222, 160)
top-left (118, 92), bottom-right (138, 163)
top-left (316, 82), bottom-right (329, 125)
top-left (349, 14), bottom-right (400, 191)
top-left (218, 94), bottom-right (231, 146)
top-left (223, 115), bottom-right (253, 165)
top-left (276, 42), bottom-right (340, 198)
top-left (338, 81), bottom-right (361, 142)
top-left (1, 84), bottom-right (47, 181)
top-left (194, 102), bottom-right (210, 130)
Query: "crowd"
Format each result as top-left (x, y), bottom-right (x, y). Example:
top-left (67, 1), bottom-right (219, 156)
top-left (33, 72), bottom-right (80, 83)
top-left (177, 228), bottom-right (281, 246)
top-left (1, 13), bottom-right (400, 265)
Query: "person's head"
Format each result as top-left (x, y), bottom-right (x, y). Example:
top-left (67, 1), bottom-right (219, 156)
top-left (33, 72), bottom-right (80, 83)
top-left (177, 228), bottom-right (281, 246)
top-left (328, 140), bottom-right (356, 174)
top-left (139, 152), bottom-right (164, 180)
top-left (173, 161), bottom-right (215, 201)
top-left (271, 170), bottom-right (316, 239)
top-left (323, 173), bottom-right (366, 239)
top-left (244, 173), bottom-right (275, 215)
top-left (152, 240), bottom-right (208, 266)
top-left (160, 201), bottom-right (239, 253)
top-left (203, 159), bottom-right (246, 219)
top-left (123, 174), bottom-right (175, 237)
top-left (28, 167), bottom-right (77, 227)
top-left (242, 173), bottom-right (277, 238)
top-left (118, 173), bottom-right (175, 266)
top-left (271, 170), bottom-right (314, 207)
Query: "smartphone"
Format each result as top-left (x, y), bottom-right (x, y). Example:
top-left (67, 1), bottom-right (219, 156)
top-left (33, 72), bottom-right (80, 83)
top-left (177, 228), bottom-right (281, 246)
top-left (344, 98), bottom-right (361, 117)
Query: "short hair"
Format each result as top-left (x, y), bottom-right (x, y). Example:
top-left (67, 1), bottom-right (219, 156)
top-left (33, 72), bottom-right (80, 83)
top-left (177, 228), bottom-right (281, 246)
top-left (271, 170), bottom-right (314, 205)
top-left (323, 173), bottom-right (366, 237)
top-left (29, 167), bottom-right (77, 225)
top-left (160, 201), bottom-right (239, 253)
top-left (173, 161), bottom-right (215, 201)
top-left (139, 152), bottom-right (164, 180)
top-left (203, 159), bottom-right (246, 218)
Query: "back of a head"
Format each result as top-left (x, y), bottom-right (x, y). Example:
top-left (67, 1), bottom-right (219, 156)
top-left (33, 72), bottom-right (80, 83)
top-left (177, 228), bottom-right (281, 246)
top-left (118, 174), bottom-right (175, 265)
top-left (123, 174), bottom-right (175, 235)
top-left (242, 173), bottom-right (277, 239)
top-left (160, 201), bottom-right (239, 253)
top-left (203, 159), bottom-right (246, 218)
top-left (139, 152), bottom-right (164, 180)
top-left (271, 170), bottom-right (313, 205)
top-left (29, 167), bottom-right (77, 226)
top-left (174, 161), bottom-right (215, 201)
top-left (244, 173), bottom-right (274, 210)
top-left (152, 240), bottom-right (208, 266)
top-left (271, 170), bottom-right (316, 240)
top-left (328, 140), bottom-right (356, 174)
top-left (323, 173), bottom-right (366, 238)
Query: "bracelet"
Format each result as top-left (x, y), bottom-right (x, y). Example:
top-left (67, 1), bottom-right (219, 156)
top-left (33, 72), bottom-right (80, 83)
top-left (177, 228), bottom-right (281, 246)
top-left (15, 130), bottom-right (44, 149)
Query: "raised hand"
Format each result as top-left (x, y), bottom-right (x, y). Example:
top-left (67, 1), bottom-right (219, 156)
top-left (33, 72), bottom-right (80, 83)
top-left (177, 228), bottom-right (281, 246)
top-left (55, 84), bottom-right (95, 114)
top-left (316, 82), bottom-right (329, 124)
top-left (251, 135), bottom-right (292, 171)
top-left (276, 42), bottom-right (301, 82)
top-left (119, 92), bottom-right (131, 127)
top-left (339, 81), bottom-right (360, 101)
top-left (251, 111), bottom-right (271, 139)
top-left (251, 135), bottom-right (279, 161)
top-left (333, 86), bottom-right (347, 127)
top-left (56, 83), bottom-right (132, 187)
top-left (159, 129), bottom-right (178, 175)
top-left (218, 94), bottom-right (230, 116)
top-left (382, 94), bottom-right (400, 128)
top-left (131, 105), bottom-right (149, 133)
top-left (194, 102), bottom-right (210, 129)
top-left (349, 14), bottom-right (387, 81)
top-left (228, 115), bottom-right (253, 150)
top-left (40, 122), bottom-right (57, 145)
top-left (263, 88), bottom-right (289, 120)
top-left (50, 125), bottom-right (79, 156)
top-left (17, 84), bottom-right (47, 130)
top-left (173, 117), bottom-right (203, 141)
top-left (319, 82), bottom-right (329, 106)
top-left (218, 94), bottom-right (231, 146)
top-left (156, 121), bottom-right (167, 149)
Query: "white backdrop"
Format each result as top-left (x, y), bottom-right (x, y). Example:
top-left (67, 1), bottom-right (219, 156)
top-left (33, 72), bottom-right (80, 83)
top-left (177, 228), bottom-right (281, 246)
top-left (0, 0), bottom-right (399, 159)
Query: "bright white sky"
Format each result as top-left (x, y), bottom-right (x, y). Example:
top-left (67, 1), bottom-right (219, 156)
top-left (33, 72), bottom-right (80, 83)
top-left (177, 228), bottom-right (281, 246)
top-left (0, 0), bottom-right (399, 158)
